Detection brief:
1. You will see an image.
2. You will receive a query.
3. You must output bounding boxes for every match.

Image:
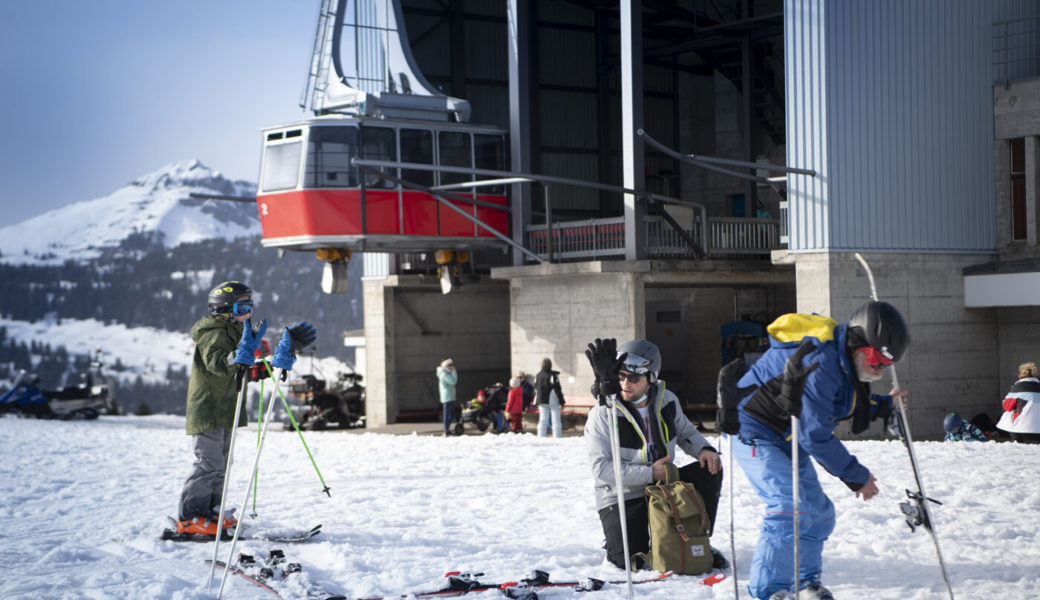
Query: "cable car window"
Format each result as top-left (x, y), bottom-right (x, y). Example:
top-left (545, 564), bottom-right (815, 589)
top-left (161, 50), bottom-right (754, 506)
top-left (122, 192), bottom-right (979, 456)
top-left (359, 126), bottom-right (397, 189)
top-left (438, 131), bottom-right (472, 187)
top-left (474, 134), bottom-right (505, 194)
top-left (261, 140), bottom-right (302, 192)
top-left (305, 126), bottom-right (358, 188)
top-left (400, 129), bottom-right (433, 187)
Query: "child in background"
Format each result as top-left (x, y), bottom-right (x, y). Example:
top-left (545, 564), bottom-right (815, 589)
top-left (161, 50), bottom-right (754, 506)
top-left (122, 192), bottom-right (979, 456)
top-left (505, 376), bottom-right (524, 433)
top-left (943, 412), bottom-right (988, 442)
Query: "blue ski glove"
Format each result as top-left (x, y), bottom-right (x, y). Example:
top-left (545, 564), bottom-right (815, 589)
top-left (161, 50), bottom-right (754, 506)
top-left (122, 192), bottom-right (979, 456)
top-left (271, 321), bottom-right (318, 371)
top-left (233, 318), bottom-right (267, 366)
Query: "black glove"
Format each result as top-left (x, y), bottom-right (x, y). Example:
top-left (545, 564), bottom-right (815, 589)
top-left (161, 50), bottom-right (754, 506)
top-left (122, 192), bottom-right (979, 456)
top-left (585, 338), bottom-right (627, 399)
top-left (776, 340), bottom-right (820, 418)
top-left (271, 322), bottom-right (318, 371)
top-left (716, 358), bottom-right (757, 435)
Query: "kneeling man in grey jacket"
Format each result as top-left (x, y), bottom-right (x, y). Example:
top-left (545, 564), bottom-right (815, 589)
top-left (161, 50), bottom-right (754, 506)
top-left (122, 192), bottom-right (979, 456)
top-left (584, 338), bottom-right (726, 570)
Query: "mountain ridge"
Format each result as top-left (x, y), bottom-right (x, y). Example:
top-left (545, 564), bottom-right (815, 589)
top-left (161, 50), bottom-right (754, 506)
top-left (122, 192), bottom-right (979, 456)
top-left (0, 159), bottom-right (259, 265)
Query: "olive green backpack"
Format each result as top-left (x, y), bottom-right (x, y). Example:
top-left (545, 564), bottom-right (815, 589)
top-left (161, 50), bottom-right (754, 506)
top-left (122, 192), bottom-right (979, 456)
top-left (638, 463), bottom-right (713, 575)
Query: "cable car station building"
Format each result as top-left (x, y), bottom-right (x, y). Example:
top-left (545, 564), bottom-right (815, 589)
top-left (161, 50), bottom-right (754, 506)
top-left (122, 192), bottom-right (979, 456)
top-left (260, 0), bottom-right (1040, 437)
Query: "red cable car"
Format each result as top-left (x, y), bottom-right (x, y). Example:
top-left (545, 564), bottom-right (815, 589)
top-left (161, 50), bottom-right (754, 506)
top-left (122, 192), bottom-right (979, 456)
top-left (256, 116), bottom-right (508, 253)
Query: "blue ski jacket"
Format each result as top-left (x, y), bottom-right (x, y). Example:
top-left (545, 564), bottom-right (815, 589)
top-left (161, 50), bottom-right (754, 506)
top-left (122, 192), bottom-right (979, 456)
top-left (736, 314), bottom-right (892, 488)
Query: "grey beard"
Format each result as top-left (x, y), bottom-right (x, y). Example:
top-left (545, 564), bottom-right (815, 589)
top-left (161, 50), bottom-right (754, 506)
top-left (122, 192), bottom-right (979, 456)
top-left (856, 366), bottom-right (884, 383)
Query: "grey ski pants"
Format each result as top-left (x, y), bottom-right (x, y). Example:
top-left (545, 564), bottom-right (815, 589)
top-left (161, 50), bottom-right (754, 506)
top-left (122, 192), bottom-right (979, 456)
top-left (178, 428), bottom-right (232, 520)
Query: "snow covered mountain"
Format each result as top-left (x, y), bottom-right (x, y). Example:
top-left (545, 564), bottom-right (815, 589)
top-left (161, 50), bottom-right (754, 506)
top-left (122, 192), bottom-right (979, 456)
top-left (0, 159), bottom-right (361, 414)
top-left (0, 159), bottom-right (259, 265)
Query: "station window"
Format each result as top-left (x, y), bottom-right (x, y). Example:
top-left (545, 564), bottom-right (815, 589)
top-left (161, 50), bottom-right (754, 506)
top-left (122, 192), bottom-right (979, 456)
top-left (305, 126), bottom-right (359, 188)
top-left (261, 139), bottom-right (302, 192)
top-left (475, 134), bottom-right (505, 193)
top-left (359, 126), bottom-right (397, 189)
top-left (1011, 138), bottom-right (1026, 241)
top-left (438, 131), bottom-right (472, 187)
top-left (400, 129), bottom-right (434, 187)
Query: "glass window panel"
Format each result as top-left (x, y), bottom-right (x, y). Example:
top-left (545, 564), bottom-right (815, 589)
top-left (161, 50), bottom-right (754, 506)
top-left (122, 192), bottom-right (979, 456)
top-left (305, 126), bottom-right (359, 188)
top-left (359, 126), bottom-right (397, 189)
top-left (400, 129), bottom-right (434, 187)
top-left (261, 141), bottom-right (302, 192)
top-left (439, 131), bottom-right (472, 186)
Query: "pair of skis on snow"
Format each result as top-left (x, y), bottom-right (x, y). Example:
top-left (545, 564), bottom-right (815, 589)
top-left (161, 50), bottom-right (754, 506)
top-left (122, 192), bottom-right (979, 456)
top-left (212, 553), bottom-right (726, 600)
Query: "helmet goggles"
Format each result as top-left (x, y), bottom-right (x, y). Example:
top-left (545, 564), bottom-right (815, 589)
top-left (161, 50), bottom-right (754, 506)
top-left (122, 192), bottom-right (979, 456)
top-left (619, 353), bottom-right (652, 376)
top-left (858, 345), bottom-right (893, 369)
top-left (231, 300), bottom-right (253, 316)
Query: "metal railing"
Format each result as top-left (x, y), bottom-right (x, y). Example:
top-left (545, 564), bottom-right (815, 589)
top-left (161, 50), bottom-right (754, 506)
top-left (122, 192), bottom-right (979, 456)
top-left (526, 215), bottom-right (781, 260)
top-left (526, 218), bottom-right (626, 259)
top-left (994, 17), bottom-right (1040, 85)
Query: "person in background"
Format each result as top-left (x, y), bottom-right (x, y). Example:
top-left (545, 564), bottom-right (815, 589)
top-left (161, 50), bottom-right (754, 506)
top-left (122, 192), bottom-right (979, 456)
top-left (535, 358), bottom-right (564, 438)
top-left (997, 361), bottom-right (1040, 443)
top-left (942, 412), bottom-right (988, 442)
top-left (505, 376), bottom-right (525, 433)
top-left (437, 358), bottom-right (458, 436)
top-left (518, 370), bottom-right (535, 411)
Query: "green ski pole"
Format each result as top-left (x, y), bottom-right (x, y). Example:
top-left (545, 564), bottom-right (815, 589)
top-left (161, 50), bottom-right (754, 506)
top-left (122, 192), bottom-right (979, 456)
top-left (262, 360), bottom-right (332, 496)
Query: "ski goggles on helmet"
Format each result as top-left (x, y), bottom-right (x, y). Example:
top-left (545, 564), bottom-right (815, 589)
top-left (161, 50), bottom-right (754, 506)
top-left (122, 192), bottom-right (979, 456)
top-left (858, 345), bottom-right (894, 369)
top-left (231, 300), bottom-right (253, 316)
top-left (619, 353), bottom-right (652, 376)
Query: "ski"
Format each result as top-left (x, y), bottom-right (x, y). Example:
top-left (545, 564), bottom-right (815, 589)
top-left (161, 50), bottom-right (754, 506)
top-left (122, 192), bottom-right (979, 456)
top-left (853, 253), bottom-right (955, 600)
top-left (356, 568), bottom-right (723, 600)
top-left (207, 558), bottom-right (283, 597)
top-left (208, 549), bottom-right (348, 600)
top-left (499, 569), bottom-right (688, 599)
top-left (161, 521), bottom-right (322, 543)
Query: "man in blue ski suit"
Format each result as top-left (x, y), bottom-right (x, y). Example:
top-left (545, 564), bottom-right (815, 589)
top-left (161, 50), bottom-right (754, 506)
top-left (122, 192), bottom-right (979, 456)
top-left (728, 301), bottom-right (909, 600)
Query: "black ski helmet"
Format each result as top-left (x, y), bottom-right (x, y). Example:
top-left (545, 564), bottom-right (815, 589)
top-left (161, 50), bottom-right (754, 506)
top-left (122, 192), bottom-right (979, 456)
top-left (208, 280), bottom-right (252, 315)
top-left (942, 412), bottom-right (963, 433)
top-left (617, 339), bottom-right (662, 381)
top-left (847, 301), bottom-right (910, 363)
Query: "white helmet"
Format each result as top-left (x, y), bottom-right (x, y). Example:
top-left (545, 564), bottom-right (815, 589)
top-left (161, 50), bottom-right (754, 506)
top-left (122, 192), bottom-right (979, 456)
top-left (617, 339), bottom-right (661, 380)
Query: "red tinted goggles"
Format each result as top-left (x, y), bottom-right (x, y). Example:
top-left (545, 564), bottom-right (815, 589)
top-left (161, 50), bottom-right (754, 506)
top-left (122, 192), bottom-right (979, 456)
top-left (858, 346), bottom-right (893, 369)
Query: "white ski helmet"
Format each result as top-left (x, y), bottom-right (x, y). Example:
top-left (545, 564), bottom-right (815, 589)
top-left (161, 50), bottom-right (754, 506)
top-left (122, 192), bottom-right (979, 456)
top-left (617, 339), bottom-right (661, 381)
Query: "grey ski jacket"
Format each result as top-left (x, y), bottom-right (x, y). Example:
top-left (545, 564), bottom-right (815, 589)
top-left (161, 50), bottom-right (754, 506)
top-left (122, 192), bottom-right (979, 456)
top-left (584, 381), bottom-right (715, 510)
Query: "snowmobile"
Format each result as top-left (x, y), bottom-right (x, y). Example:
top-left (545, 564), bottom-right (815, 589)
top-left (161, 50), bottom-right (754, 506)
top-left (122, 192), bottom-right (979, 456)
top-left (0, 362), bottom-right (115, 420)
top-left (284, 372), bottom-right (366, 430)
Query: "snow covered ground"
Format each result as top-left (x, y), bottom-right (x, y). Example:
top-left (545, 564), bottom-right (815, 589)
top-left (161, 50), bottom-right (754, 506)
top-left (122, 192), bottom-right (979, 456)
top-left (1, 414), bottom-right (1037, 600)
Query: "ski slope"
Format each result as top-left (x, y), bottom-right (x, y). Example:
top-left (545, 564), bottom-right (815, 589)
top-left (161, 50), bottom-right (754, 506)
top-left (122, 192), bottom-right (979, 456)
top-left (0, 415), bottom-right (1037, 599)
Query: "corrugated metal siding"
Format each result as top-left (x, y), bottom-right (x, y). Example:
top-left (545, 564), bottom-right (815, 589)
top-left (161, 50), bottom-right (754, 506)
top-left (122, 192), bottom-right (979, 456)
top-left (785, 0), bottom-right (829, 249)
top-left (785, 0), bottom-right (1001, 252)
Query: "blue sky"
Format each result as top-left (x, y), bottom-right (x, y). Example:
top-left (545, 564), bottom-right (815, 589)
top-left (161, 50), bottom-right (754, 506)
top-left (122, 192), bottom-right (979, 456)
top-left (0, 2), bottom-right (318, 225)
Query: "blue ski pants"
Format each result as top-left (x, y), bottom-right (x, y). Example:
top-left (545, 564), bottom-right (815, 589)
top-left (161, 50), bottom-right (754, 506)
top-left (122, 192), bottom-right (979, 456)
top-left (733, 436), bottom-right (835, 600)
